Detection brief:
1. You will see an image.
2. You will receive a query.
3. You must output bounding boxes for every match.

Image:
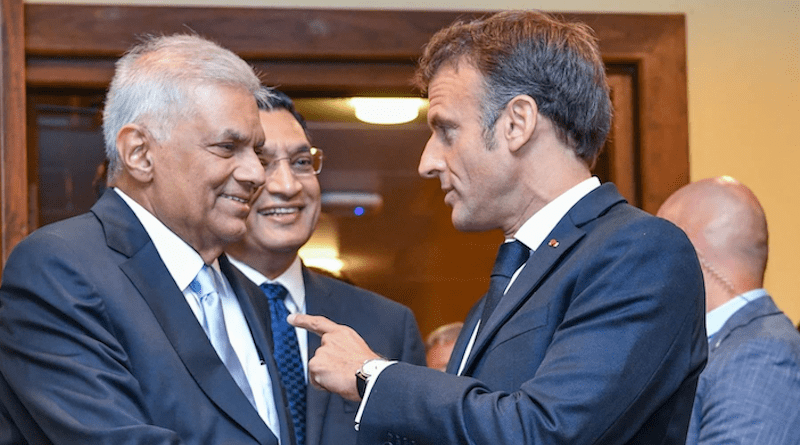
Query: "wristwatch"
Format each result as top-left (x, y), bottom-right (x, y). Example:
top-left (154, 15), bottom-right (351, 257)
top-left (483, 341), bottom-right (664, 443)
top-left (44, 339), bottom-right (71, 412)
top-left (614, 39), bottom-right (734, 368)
top-left (355, 358), bottom-right (385, 398)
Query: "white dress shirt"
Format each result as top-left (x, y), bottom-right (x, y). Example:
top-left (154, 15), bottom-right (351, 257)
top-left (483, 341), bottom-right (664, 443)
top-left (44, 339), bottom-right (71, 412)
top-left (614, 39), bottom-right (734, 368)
top-left (114, 188), bottom-right (281, 442)
top-left (228, 255), bottom-right (309, 381)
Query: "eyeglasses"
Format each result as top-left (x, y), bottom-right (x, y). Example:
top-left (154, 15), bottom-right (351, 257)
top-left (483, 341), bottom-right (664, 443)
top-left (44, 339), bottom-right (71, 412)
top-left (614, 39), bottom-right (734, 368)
top-left (264, 147), bottom-right (323, 176)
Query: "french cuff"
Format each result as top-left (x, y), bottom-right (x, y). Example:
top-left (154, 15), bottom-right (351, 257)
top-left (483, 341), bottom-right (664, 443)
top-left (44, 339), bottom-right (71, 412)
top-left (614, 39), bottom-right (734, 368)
top-left (354, 359), bottom-right (396, 431)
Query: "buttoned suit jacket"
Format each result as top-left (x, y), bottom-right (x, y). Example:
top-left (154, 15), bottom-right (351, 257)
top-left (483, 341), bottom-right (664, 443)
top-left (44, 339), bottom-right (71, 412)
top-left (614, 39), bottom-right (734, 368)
top-left (0, 190), bottom-right (295, 445)
top-left (685, 294), bottom-right (800, 445)
top-left (247, 267), bottom-right (426, 445)
top-left (356, 183), bottom-right (708, 445)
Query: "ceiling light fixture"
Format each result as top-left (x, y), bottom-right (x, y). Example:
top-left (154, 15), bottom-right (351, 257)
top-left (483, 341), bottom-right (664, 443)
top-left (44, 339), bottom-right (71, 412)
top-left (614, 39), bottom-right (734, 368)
top-left (350, 97), bottom-right (426, 125)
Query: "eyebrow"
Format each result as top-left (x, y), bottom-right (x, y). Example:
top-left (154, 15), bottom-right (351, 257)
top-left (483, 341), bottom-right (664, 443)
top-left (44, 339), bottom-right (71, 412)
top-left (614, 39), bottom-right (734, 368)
top-left (429, 115), bottom-right (454, 130)
top-left (219, 129), bottom-right (249, 143)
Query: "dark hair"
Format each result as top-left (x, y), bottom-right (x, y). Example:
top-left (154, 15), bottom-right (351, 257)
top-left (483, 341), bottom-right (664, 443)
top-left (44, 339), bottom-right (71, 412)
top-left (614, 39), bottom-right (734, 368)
top-left (414, 10), bottom-right (612, 165)
top-left (255, 86), bottom-right (311, 142)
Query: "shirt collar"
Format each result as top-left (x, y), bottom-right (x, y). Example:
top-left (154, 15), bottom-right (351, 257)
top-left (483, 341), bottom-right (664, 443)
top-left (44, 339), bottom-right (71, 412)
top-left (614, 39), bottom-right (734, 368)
top-left (705, 288), bottom-right (768, 338)
top-left (514, 177), bottom-right (601, 250)
top-left (228, 255), bottom-right (306, 311)
top-left (114, 187), bottom-right (206, 292)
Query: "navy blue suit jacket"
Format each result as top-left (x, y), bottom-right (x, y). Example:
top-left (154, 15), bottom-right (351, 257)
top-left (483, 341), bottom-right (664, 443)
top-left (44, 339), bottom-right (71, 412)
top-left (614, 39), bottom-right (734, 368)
top-left (357, 183), bottom-right (707, 445)
top-left (303, 269), bottom-right (426, 445)
top-left (245, 267), bottom-right (426, 445)
top-left (0, 190), bottom-right (294, 445)
top-left (686, 294), bottom-right (800, 445)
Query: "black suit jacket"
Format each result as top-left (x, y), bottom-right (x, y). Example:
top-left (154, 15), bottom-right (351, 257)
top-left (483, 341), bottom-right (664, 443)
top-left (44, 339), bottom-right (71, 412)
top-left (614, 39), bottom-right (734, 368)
top-left (244, 267), bottom-right (426, 445)
top-left (0, 190), bottom-right (294, 445)
top-left (304, 269), bottom-right (425, 445)
top-left (357, 183), bottom-right (707, 445)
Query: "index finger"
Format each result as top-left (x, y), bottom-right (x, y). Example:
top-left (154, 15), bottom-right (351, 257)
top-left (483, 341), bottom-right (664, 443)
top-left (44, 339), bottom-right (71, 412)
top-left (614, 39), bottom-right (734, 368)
top-left (288, 313), bottom-right (340, 336)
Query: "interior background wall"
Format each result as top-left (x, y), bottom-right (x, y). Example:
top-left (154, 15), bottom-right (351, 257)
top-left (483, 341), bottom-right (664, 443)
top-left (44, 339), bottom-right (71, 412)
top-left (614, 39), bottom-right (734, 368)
top-left (25, 0), bottom-right (800, 324)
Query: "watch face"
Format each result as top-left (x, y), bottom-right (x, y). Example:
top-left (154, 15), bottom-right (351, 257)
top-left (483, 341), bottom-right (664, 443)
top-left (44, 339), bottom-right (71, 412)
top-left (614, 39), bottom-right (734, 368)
top-left (366, 358), bottom-right (388, 375)
top-left (363, 360), bottom-right (381, 375)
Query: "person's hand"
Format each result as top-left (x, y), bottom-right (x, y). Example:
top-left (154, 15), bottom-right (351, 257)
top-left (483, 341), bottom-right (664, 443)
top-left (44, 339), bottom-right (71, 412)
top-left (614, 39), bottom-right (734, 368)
top-left (288, 313), bottom-right (380, 401)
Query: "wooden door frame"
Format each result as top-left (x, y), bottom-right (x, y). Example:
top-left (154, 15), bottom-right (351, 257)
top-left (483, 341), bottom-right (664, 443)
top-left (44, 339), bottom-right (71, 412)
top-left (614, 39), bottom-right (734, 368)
top-left (0, 0), bottom-right (27, 271)
top-left (1, 4), bottom-right (689, 274)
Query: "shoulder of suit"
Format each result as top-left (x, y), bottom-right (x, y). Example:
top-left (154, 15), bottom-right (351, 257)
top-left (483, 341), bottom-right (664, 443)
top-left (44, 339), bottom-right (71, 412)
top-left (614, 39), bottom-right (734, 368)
top-left (13, 212), bottom-right (103, 257)
top-left (308, 270), bottom-right (412, 313)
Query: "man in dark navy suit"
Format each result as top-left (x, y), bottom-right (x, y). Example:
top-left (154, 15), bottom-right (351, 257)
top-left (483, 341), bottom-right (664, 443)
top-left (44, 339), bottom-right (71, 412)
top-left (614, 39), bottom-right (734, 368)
top-left (291, 10), bottom-right (707, 445)
top-left (0, 34), bottom-right (294, 445)
top-left (226, 88), bottom-right (425, 445)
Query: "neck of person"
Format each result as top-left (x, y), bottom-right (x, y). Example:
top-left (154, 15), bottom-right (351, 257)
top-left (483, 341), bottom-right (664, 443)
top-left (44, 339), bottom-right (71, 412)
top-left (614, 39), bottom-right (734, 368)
top-left (227, 245), bottom-right (297, 281)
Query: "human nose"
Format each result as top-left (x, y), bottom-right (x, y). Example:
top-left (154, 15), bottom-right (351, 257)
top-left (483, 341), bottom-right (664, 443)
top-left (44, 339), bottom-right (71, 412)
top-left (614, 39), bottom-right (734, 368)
top-left (418, 137), bottom-right (444, 179)
top-left (235, 147), bottom-right (267, 191)
top-left (265, 157), bottom-right (303, 197)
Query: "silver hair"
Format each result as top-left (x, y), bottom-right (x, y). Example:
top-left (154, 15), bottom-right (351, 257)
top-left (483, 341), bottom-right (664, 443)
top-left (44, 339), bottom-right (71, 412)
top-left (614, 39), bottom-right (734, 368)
top-left (102, 34), bottom-right (265, 181)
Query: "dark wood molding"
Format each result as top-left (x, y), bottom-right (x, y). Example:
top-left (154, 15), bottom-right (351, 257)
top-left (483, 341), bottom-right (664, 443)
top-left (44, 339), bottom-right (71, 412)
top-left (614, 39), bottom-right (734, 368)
top-left (25, 6), bottom-right (485, 60)
top-left (22, 6), bottom-right (688, 208)
top-left (22, 7), bottom-right (688, 207)
top-left (1, 0), bottom-right (27, 275)
top-left (22, 8), bottom-right (691, 186)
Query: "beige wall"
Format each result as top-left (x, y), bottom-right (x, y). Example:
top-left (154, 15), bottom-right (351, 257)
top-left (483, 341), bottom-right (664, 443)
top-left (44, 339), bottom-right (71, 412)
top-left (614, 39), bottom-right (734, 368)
top-left (26, 0), bottom-right (800, 324)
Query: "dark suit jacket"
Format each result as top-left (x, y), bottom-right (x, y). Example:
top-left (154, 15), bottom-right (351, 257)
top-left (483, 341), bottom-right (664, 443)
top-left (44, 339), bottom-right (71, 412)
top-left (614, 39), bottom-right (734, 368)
top-left (686, 294), bottom-right (800, 445)
top-left (0, 190), bottom-right (294, 445)
top-left (244, 267), bottom-right (426, 445)
top-left (357, 183), bottom-right (707, 445)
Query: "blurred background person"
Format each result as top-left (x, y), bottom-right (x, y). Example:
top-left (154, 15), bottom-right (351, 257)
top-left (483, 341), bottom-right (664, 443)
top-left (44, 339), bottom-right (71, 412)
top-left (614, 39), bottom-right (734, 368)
top-left (658, 176), bottom-right (800, 445)
top-left (425, 321), bottom-right (463, 371)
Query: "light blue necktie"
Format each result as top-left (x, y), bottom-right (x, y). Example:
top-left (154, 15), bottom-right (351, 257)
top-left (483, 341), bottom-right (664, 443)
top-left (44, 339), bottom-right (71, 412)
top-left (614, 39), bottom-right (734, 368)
top-left (190, 265), bottom-right (256, 409)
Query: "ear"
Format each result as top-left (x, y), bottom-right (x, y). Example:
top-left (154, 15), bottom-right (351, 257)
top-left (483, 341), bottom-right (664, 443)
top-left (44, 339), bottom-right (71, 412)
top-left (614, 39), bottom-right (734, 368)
top-left (501, 94), bottom-right (538, 153)
top-left (116, 124), bottom-right (155, 183)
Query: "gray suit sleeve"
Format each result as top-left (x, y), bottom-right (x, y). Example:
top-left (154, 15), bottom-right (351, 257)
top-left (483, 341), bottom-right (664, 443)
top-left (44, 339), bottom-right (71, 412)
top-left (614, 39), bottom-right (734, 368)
top-left (694, 338), bottom-right (800, 445)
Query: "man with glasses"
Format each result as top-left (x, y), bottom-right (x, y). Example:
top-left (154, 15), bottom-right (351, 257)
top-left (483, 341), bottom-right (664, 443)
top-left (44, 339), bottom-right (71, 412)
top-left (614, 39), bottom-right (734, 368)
top-left (226, 88), bottom-right (425, 445)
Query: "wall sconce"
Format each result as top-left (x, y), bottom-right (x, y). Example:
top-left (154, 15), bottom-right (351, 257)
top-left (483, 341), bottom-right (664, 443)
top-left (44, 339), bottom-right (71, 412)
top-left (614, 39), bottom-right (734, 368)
top-left (350, 97), bottom-right (426, 125)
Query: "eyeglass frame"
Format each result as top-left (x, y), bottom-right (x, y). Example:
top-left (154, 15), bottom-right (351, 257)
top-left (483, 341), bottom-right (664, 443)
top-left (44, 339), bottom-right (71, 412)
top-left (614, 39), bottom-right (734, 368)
top-left (262, 147), bottom-right (323, 176)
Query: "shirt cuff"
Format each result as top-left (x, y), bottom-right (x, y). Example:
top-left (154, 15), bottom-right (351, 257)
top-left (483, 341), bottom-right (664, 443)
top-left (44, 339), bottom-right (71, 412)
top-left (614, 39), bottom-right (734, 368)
top-left (354, 359), bottom-right (396, 431)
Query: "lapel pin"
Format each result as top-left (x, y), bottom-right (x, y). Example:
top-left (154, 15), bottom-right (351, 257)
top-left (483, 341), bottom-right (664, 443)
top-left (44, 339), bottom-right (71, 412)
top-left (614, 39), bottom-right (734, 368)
top-left (548, 239), bottom-right (559, 248)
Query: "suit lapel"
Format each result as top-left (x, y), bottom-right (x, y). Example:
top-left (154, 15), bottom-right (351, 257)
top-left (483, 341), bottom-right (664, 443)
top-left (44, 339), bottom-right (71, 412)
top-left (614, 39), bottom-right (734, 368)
top-left (94, 191), bottom-right (276, 445)
top-left (303, 269), bottom-right (334, 445)
top-left (462, 227), bottom-right (585, 374)
top-left (461, 183), bottom-right (626, 375)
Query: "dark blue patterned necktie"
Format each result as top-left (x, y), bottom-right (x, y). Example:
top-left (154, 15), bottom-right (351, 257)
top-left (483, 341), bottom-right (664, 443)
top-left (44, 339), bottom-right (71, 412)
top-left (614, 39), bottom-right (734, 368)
top-left (477, 240), bottom-right (530, 337)
top-left (262, 283), bottom-right (306, 445)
